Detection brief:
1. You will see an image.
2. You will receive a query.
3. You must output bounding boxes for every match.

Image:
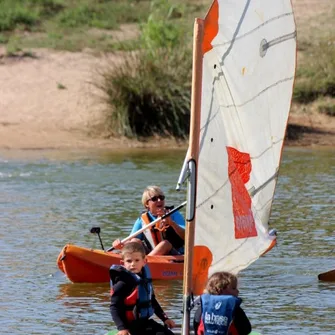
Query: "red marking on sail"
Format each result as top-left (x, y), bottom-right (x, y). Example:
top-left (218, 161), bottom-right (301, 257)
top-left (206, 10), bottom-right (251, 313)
top-left (227, 147), bottom-right (257, 239)
top-left (202, 0), bottom-right (219, 54)
top-left (192, 245), bottom-right (213, 296)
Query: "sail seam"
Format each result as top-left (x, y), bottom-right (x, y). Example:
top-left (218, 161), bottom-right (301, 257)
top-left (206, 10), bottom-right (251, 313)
top-left (226, 76), bottom-right (295, 108)
top-left (217, 12), bottom-right (295, 48)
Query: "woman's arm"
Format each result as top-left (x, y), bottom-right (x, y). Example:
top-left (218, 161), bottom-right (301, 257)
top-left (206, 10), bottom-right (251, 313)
top-left (130, 217), bottom-right (144, 240)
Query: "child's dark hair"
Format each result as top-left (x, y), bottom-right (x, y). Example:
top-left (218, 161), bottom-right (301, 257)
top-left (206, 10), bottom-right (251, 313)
top-left (205, 271), bottom-right (238, 295)
top-left (121, 241), bottom-right (146, 259)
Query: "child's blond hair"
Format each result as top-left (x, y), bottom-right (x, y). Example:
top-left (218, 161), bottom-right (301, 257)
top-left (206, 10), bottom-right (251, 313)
top-left (121, 241), bottom-right (146, 259)
top-left (205, 271), bottom-right (238, 295)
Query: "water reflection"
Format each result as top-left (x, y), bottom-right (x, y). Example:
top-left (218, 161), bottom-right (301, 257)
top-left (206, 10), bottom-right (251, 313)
top-left (57, 283), bottom-right (110, 300)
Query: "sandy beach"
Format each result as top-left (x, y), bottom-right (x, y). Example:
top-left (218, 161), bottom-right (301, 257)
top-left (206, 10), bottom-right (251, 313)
top-left (0, 0), bottom-right (334, 150)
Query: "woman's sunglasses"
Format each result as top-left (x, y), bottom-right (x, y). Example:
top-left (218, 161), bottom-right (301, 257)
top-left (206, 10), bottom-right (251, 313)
top-left (149, 195), bottom-right (165, 202)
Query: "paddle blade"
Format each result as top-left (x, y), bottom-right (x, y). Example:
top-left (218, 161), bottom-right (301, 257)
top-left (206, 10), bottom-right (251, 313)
top-left (192, 245), bottom-right (213, 296)
top-left (318, 269), bottom-right (335, 282)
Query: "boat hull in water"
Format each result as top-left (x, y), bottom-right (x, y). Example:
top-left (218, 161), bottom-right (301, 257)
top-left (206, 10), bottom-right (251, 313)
top-left (318, 269), bottom-right (335, 282)
top-left (57, 244), bottom-right (184, 283)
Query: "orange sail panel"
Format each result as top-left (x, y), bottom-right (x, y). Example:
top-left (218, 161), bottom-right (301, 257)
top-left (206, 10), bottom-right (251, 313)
top-left (202, 0), bottom-right (219, 54)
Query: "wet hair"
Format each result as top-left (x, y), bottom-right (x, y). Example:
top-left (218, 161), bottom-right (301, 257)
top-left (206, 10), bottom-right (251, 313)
top-left (121, 241), bottom-right (146, 259)
top-left (141, 185), bottom-right (165, 207)
top-left (205, 271), bottom-right (238, 295)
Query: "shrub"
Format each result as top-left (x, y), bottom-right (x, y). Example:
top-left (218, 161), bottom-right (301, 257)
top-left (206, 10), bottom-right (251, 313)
top-left (99, 47), bottom-right (192, 138)
top-left (98, 0), bottom-right (192, 138)
top-left (318, 100), bottom-right (335, 116)
top-left (294, 40), bottom-right (335, 103)
top-left (0, 1), bottom-right (39, 32)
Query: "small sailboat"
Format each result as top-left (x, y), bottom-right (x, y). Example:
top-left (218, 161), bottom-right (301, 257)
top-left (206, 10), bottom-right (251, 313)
top-left (178, 0), bottom-right (297, 333)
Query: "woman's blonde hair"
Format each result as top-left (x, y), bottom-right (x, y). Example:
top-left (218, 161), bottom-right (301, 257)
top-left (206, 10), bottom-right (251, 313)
top-left (141, 185), bottom-right (165, 207)
top-left (204, 271), bottom-right (238, 295)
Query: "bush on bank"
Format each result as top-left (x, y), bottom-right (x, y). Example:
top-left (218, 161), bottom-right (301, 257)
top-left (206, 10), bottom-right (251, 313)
top-left (97, 0), bottom-right (192, 138)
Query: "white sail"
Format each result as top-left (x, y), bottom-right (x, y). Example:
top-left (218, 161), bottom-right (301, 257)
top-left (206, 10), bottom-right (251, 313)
top-left (194, 0), bottom-right (296, 277)
top-left (181, 2), bottom-right (296, 333)
top-left (182, 0), bottom-right (296, 296)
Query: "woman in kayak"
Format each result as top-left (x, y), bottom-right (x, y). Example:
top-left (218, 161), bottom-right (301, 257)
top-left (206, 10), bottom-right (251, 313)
top-left (112, 185), bottom-right (185, 255)
top-left (194, 271), bottom-right (252, 335)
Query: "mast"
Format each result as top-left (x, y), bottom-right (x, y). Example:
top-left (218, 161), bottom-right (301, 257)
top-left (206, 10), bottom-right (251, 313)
top-left (181, 17), bottom-right (204, 335)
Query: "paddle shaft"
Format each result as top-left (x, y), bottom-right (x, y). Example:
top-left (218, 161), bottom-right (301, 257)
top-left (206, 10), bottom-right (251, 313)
top-left (107, 201), bottom-right (187, 252)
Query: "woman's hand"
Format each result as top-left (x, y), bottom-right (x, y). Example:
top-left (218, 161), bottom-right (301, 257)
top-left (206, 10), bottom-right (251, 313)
top-left (159, 218), bottom-right (170, 231)
top-left (112, 239), bottom-right (123, 250)
top-left (164, 318), bottom-right (176, 329)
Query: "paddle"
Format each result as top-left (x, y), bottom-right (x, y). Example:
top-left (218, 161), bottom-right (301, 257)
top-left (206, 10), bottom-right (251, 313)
top-left (106, 200), bottom-right (187, 252)
top-left (318, 269), bottom-right (335, 282)
top-left (90, 226), bottom-right (105, 250)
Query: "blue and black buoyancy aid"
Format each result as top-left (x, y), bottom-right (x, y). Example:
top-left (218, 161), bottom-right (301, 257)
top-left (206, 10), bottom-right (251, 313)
top-left (200, 294), bottom-right (241, 335)
top-left (109, 264), bottom-right (154, 321)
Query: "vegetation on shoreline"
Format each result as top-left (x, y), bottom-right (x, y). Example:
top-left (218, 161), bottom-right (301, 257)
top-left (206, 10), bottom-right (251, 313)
top-left (1, 0), bottom-right (334, 138)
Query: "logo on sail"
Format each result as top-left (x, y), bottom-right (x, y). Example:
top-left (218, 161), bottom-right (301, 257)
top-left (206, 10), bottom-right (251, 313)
top-left (227, 147), bottom-right (257, 239)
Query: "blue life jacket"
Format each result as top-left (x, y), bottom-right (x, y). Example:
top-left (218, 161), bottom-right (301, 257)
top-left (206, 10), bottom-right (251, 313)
top-left (200, 294), bottom-right (241, 335)
top-left (109, 264), bottom-right (154, 321)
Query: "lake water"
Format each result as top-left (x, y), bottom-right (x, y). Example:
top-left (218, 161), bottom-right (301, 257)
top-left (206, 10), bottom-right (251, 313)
top-left (0, 147), bottom-right (334, 335)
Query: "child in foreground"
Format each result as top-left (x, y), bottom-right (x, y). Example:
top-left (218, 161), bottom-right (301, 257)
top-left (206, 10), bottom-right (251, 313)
top-left (193, 271), bottom-right (252, 335)
top-left (109, 242), bottom-right (176, 335)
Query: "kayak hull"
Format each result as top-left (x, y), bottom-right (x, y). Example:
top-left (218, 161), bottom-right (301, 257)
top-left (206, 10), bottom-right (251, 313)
top-left (318, 269), bottom-right (335, 282)
top-left (57, 244), bottom-right (184, 283)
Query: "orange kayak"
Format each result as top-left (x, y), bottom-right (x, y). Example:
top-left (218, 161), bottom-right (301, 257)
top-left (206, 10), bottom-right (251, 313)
top-left (57, 244), bottom-right (184, 283)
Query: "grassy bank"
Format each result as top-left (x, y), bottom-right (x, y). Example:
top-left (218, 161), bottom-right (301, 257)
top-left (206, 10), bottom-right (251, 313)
top-left (1, 0), bottom-right (334, 138)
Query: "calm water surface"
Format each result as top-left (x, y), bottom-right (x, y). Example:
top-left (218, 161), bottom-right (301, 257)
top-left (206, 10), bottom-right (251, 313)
top-left (1, 148), bottom-right (334, 335)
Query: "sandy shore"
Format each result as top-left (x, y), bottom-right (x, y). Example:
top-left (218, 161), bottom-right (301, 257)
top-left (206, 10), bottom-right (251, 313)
top-left (0, 46), bottom-right (191, 150)
top-left (0, 0), bottom-right (334, 150)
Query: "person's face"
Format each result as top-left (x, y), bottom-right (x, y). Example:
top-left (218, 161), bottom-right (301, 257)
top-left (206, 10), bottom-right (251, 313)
top-left (225, 282), bottom-right (239, 297)
top-left (146, 193), bottom-right (165, 216)
top-left (122, 252), bottom-right (146, 274)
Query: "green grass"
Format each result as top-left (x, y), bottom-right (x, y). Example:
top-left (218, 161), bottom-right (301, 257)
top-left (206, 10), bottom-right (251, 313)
top-left (294, 40), bottom-right (335, 103)
top-left (293, 6), bottom-right (335, 118)
top-left (93, 0), bottom-right (194, 138)
top-left (1, 0), bottom-right (333, 138)
top-left (0, 0), bottom-right (151, 51)
top-left (318, 99), bottom-right (335, 117)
